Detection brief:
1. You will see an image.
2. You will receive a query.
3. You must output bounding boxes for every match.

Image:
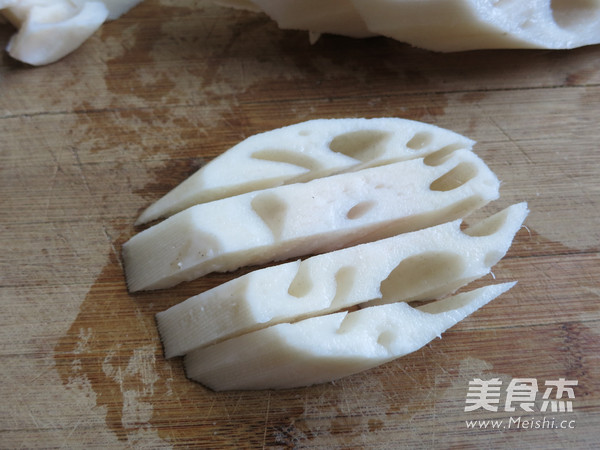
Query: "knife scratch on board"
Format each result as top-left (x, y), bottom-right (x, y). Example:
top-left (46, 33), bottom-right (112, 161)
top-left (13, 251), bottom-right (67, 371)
top-left (262, 392), bottom-right (272, 449)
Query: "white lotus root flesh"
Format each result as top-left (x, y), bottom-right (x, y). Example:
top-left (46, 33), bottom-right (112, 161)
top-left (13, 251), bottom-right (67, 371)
top-left (121, 118), bottom-right (530, 390)
top-left (0, 0), bottom-right (143, 65)
top-left (220, 0), bottom-right (600, 51)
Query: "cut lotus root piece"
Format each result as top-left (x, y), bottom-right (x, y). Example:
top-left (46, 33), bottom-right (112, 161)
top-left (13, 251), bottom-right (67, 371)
top-left (241, 0), bottom-right (375, 39)
top-left (218, 0), bottom-right (600, 51)
top-left (1, 0), bottom-right (143, 65)
top-left (135, 118), bottom-right (475, 225)
top-left (351, 0), bottom-right (600, 51)
top-left (123, 148), bottom-right (500, 292)
top-left (157, 203), bottom-right (527, 358)
top-left (184, 282), bottom-right (516, 391)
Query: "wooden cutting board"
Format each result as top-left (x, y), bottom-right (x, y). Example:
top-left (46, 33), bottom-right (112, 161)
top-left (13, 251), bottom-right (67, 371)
top-left (1, 1), bottom-right (599, 448)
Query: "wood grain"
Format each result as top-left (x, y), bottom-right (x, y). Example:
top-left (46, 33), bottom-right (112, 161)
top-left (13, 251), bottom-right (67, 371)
top-left (1, 1), bottom-right (599, 448)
